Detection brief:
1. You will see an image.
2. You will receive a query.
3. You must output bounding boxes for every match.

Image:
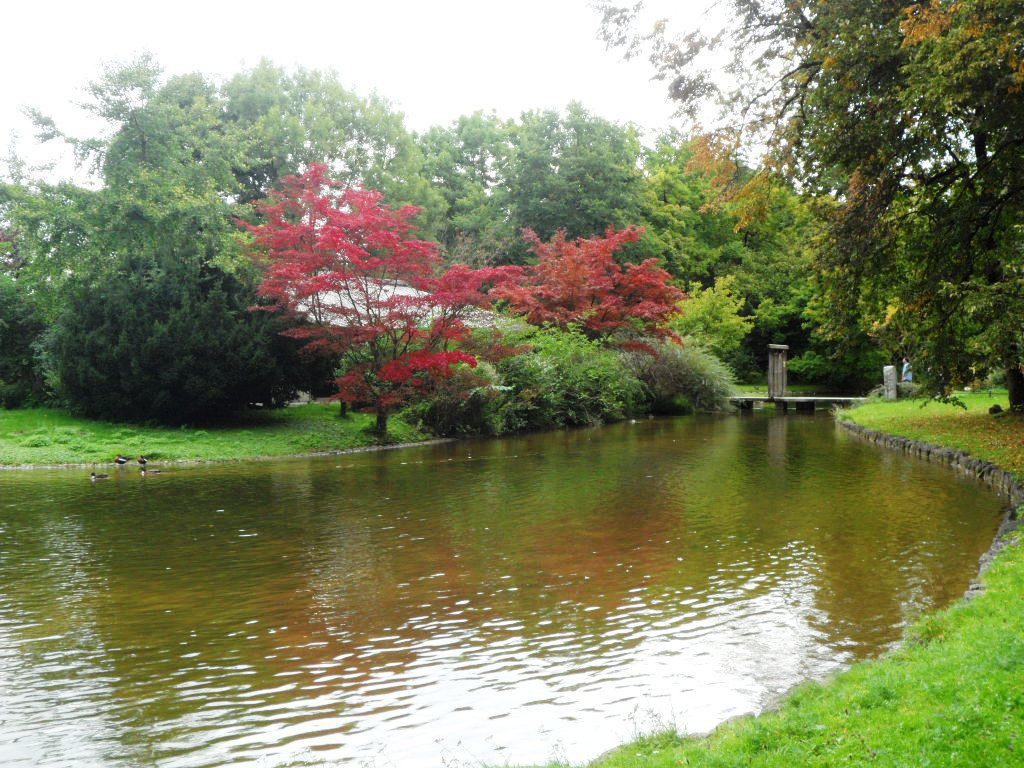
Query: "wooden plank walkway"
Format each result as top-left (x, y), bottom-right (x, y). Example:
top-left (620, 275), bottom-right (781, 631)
top-left (730, 395), bottom-right (866, 412)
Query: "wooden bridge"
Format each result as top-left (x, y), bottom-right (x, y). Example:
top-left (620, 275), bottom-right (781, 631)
top-left (730, 345), bottom-right (866, 412)
top-left (729, 395), bottom-right (866, 412)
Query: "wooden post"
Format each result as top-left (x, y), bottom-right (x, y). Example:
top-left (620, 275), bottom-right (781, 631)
top-left (768, 344), bottom-right (789, 399)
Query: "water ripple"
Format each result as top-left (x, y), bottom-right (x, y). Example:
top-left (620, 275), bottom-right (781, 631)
top-left (0, 414), bottom-right (1005, 767)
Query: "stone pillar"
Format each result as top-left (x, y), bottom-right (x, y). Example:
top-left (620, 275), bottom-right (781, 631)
top-left (768, 344), bottom-right (789, 399)
top-left (883, 365), bottom-right (898, 400)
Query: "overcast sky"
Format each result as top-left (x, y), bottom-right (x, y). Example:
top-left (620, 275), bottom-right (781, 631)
top-left (2, 0), bottom-right (711, 183)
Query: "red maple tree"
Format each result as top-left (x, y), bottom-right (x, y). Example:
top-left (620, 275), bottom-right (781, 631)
top-left (246, 164), bottom-right (517, 433)
top-left (494, 226), bottom-right (684, 342)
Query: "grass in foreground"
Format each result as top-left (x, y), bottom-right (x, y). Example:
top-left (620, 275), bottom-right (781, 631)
top-left (533, 390), bottom-right (1024, 768)
top-left (0, 405), bottom-right (428, 466)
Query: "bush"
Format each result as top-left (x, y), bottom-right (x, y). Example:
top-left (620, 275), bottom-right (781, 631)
top-left (493, 327), bottom-right (645, 432)
top-left (787, 349), bottom-right (831, 382)
top-left (404, 329), bottom-right (734, 437)
top-left (622, 340), bottom-right (736, 413)
top-left (401, 362), bottom-right (505, 436)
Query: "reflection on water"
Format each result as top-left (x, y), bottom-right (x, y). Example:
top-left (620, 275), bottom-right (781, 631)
top-left (0, 414), bottom-right (1006, 767)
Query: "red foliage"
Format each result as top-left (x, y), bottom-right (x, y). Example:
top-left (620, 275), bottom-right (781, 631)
top-left (245, 164), bottom-right (518, 431)
top-left (495, 227), bottom-right (684, 341)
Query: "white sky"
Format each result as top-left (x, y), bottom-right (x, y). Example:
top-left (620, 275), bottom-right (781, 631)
top-left (1, 0), bottom-right (717, 184)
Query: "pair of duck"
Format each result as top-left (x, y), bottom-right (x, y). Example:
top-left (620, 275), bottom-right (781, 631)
top-left (115, 454), bottom-right (149, 468)
top-left (92, 455), bottom-right (158, 481)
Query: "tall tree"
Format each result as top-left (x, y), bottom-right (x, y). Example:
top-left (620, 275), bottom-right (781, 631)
top-left (416, 112), bottom-right (516, 264)
top-left (17, 58), bottom-right (315, 421)
top-left (504, 103), bottom-right (646, 261)
top-left (640, 134), bottom-right (751, 282)
top-left (222, 61), bottom-right (444, 228)
top-left (0, 273), bottom-right (47, 407)
top-left (27, 57), bottom-right (246, 278)
top-left (0, 182), bottom-right (102, 322)
top-left (599, 0), bottom-right (1024, 405)
top-left (418, 105), bottom-right (649, 266)
top-left (637, 133), bottom-right (827, 381)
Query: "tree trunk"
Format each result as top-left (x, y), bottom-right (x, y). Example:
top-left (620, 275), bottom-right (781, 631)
top-left (1003, 337), bottom-right (1024, 412)
top-left (375, 409), bottom-right (389, 435)
top-left (1007, 364), bottom-right (1024, 412)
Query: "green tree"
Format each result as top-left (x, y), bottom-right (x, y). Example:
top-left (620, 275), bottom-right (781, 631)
top-left (222, 61), bottom-right (444, 228)
top-left (600, 0), bottom-right (1024, 406)
top-left (418, 104), bottom-right (648, 266)
top-left (26, 57), bottom-right (246, 278)
top-left (0, 182), bottom-right (102, 322)
top-left (15, 58), bottom-right (326, 422)
top-left (639, 134), bottom-right (747, 281)
top-left (637, 133), bottom-right (827, 381)
top-left (504, 103), bottom-right (645, 262)
top-left (416, 112), bottom-right (516, 263)
top-left (670, 275), bottom-right (752, 365)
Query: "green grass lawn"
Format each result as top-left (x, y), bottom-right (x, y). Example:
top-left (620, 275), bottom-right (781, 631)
top-left (532, 390), bottom-right (1024, 768)
top-left (0, 405), bottom-right (429, 466)
top-left (836, 390), bottom-right (1024, 470)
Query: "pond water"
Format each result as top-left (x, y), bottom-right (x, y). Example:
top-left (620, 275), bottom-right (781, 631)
top-left (0, 414), bottom-right (1006, 767)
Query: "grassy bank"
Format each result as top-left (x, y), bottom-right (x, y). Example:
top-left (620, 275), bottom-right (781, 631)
top-left (0, 405), bottom-right (428, 466)
top-left (535, 392), bottom-right (1024, 767)
top-left (837, 390), bottom-right (1024, 471)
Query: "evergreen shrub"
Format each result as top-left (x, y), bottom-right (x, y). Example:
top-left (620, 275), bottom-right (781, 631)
top-left (50, 249), bottom-right (315, 424)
